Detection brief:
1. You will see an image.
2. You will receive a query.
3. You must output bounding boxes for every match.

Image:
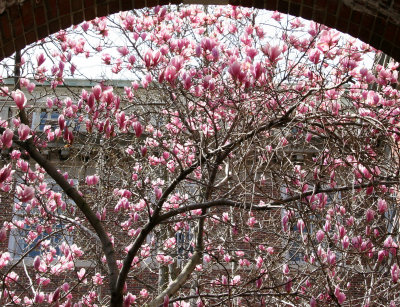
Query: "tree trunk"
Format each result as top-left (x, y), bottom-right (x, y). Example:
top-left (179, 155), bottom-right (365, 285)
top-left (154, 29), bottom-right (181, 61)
top-left (110, 290), bottom-right (123, 307)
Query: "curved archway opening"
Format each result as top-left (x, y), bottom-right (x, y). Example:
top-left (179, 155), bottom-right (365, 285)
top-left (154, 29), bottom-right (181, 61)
top-left (0, 3), bottom-right (399, 307)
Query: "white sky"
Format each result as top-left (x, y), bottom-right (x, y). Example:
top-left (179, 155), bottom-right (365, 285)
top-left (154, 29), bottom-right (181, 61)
top-left (0, 6), bottom-right (376, 82)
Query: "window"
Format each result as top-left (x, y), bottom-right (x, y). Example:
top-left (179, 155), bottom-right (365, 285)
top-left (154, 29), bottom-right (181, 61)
top-left (282, 208), bottom-right (310, 263)
top-left (385, 192), bottom-right (398, 233)
top-left (38, 110), bottom-right (59, 131)
top-left (8, 219), bottom-right (70, 259)
top-left (176, 228), bottom-right (193, 260)
top-left (34, 109), bottom-right (81, 132)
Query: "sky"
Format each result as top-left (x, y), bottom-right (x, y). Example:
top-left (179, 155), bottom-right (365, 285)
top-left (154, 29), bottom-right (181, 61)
top-left (0, 6), bottom-right (376, 83)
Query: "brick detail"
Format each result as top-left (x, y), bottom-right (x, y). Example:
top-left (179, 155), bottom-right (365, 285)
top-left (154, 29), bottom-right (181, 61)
top-left (0, 0), bottom-right (399, 61)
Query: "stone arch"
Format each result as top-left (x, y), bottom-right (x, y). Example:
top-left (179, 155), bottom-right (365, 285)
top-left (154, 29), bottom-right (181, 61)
top-left (0, 0), bottom-right (399, 61)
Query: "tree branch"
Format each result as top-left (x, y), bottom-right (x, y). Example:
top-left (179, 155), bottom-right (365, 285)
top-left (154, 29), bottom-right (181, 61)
top-left (16, 139), bottom-right (119, 297)
top-left (147, 251), bottom-right (202, 307)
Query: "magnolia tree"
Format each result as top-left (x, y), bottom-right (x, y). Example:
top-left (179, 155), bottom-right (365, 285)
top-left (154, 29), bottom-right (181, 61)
top-left (0, 4), bottom-right (399, 306)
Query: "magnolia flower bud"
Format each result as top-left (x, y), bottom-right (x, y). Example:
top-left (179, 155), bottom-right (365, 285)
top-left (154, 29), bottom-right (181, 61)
top-left (132, 122), bottom-right (143, 138)
top-left (154, 187), bottom-right (162, 200)
top-left (58, 115), bottom-right (65, 130)
top-left (18, 124), bottom-right (30, 141)
top-left (163, 295), bottom-right (169, 307)
top-left (0, 164), bottom-right (11, 183)
top-left (1, 128), bottom-right (13, 148)
top-left (93, 85), bottom-right (102, 100)
top-left (86, 175), bottom-right (99, 186)
top-left (12, 90), bottom-right (27, 110)
top-left (334, 286), bottom-right (346, 304)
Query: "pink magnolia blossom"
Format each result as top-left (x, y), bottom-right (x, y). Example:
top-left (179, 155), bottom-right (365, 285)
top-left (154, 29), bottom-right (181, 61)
top-left (81, 21), bottom-right (89, 32)
top-left (164, 66), bottom-right (178, 84)
top-left (77, 268), bottom-right (86, 281)
top-left (33, 256), bottom-right (47, 273)
top-left (297, 219), bottom-right (305, 232)
top-left (327, 250), bottom-right (336, 266)
top-left (124, 293), bottom-right (136, 306)
top-left (0, 252), bottom-right (10, 269)
top-left (154, 187), bottom-right (162, 200)
top-left (316, 230), bottom-right (325, 242)
top-left (335, 286), bottom-right (346, 304)
top-left (266, 247), bottom-right (274, 255)
top-left (223, 254), bottom-right (231, 262)
top-left (247, 216), bottom-right (256, 227)
top-left (132, 122), bottom-right (143, 138)
top-left (101, 53), bottom-right (111, 65)
top-left (5, 271), bottom-right (19, 285)
top-left (384, 236), bottom-right (399, 255)
top-left (262, 44), bottom-right (282, 63)
top-left (378, 250), bottom-right (386, 262)
top-left (366, 208), bottom-right (375, 223)
top-left (284, 278), bottom-right (292, 293)
top-left (163, 295), bottom-right (169, 307)
top-left (93, 85), bottom-right (102, 100)
top-left (27, 82), bottom-right (35, 93)
top-left (201, 37), bottom-right (217, 51)
top-left (86, 175), bottom-right (99, 186)
top-left (144, 50), bottom-right (154, 68)
top-left (246, 47), bottom-right (258, 59)
top-left (222, 212), bottom-right (230, 222)
top-left (36, 53), bottom-right (46, 66)
top-left (18, 123), bottom-right (30, 141)
top-left (12, 89), bottom-right (27, 109)
top-left (164, 237), bottom-right (176, 249)
top-left (1, 128), bottom-right (13, 148)
top-left (232, 275), bottom-right (241, 285)
top-left (34, 292), bottom-right (45, 304)
top-left (317, 30), bottom-right (340, 52)
top-left (140, 289), bottom-right (149, 298)
top-left (282, 264), bottom-right (289, 275)
top-left (377, 199), bottom-right (387, 214)
top-left (58, 115), bottom-right (65, 130)
top-left (271, 11), bottom-right (283, 21)
top-left (239, 258), bottom-right (250, 267)
top-left (392, 264), bottom-right (399, 283)
top-left (170, 56), bottom-right (184, 71)
top-left (0, 164), bottom-right (12, 183)
top-left (282, 214), bottom-right (289, 232)
top-left (92, 273), bottom-right (104, 285)
top-left (50, 288), bottom-right (61, 303)
top-left (129, 55), bottom-right (136, 65)
top-left (337, 225), bottom-right (346, 239)
top-left (342, 236), bottom-right (350, 249)
top-left (62, 282), bottom-right (70, 292)
top-left (309, 49), bottom-right (321, 64)
top-left (37, 277), bottom-right (50, 286)
top-left (16, 185), bottom-right (35, 202)
top-left (228, 61), bottom-right (246, 83)
top-left (117, 46), bottom-right (129, 56)
top-left (235, 250), bottom-right (244, 257)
